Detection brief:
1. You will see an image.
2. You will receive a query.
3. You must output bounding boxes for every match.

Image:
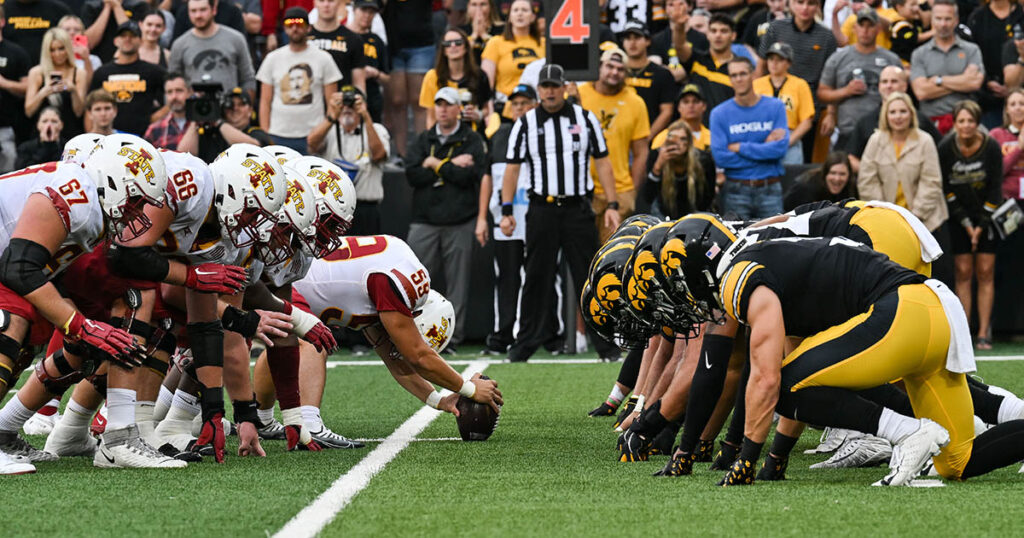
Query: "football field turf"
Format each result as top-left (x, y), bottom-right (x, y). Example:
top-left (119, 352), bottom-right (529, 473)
top-left (5, 344), bottom-right (1024, 537)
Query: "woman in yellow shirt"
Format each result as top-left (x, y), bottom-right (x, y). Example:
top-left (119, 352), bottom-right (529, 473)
top-left (481, 0), bottom-right (543, 106)
top-left (419, 28), bottom-right (493, 129)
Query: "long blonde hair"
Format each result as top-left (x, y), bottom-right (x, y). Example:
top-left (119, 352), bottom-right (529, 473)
top-left (659, 120), bottom-right (705, 217)
top-left (878, 91), bottom-right (919, 136)
top-left (40, 28), bottom-right (74, 78)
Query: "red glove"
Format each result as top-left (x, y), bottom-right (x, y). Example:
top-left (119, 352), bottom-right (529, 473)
top-left (285, 425), bottom-right (323, 452)
top-left (196, 412), bottom-right (227, 463)
top-left (63, 313), bottom-right (144, 368)
top-left (283, 301), bottom-right (337, 352)
top-left (185, 263), bottom-right (248, 294)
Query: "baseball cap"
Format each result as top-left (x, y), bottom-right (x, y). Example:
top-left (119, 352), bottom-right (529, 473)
top-left (538, 64), bottom-right (566, 86)
top-left (678, 83), bottom-right (704, 101)
top-left (600, 47), bottom-right (627, 65)
top-left (225, 87), bottom-right (251, 106)
top-left (509, 84), bottom-right (537, 101)
top-left (765, 41), bottom-right (793, 61)
top-left (352, 0), bottom-right (380, 10)
top-left (619, 19), bottom-right (649, 38)
top-left (116, 20), bottom-right (141, 37)
top-left (283, 6), bottom-right (310, 24)
top-left (856, 7), bottom-right (880, 23)
top-left (434, 87), bottom-right (461, 105)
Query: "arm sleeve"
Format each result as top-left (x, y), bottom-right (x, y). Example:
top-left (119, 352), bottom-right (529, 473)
top-left (437, 134), bottom-right (485, 188)
top-left (709, 107), bottom-right (744, 169)
top-left (585, 110), bottom-right (610, 159)
top-left (506, 116), bottom-right (528, 163)
top-left (909, 47), bottom-right (927, 80)
top-left (236, 34), bottom-right (257, 92)
top-left (796, 80), bottom-right (815, 123)
top-left (857, 133), bottom-right (883, 201)
top-left (938, 138), bottom-right (967, 224)
top-left (757, 23), bottom-right (775, 58)
top-left (418, 70), bottom-right (437, 109)
top-left (968, 44), bottom-right (986, 78)
top-left (910, 136), bottom-right (947, 225)
top-left (404, 134), bottom-right (437, 188)
top-left (736, 101), bottom-right (789, 161)
top-left (366, 273), bottom-right (414, 317)
top-left (261, 0), bottom-right (279, 35)
top-left (819, 53), bottom-right (839, 89)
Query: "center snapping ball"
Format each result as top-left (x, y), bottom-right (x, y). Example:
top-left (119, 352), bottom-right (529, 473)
top-left (455, 375), bottom-right (501, 441)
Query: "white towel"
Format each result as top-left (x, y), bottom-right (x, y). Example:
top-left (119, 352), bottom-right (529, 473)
top-left (864, 201), bottom-right (943, 262)
top-left (924, 279), bottom-right (976, 374)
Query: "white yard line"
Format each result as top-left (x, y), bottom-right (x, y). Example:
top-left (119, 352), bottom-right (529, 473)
top-left (976, 355), bottom-right (1024, 361)
top-left (273, 360), bottom-right (489, 538)
top-left (325, 357), bottom-right (605, 367)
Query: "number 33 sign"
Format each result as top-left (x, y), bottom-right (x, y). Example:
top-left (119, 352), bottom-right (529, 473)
top-left (544, 0), bottom-right (600, 81)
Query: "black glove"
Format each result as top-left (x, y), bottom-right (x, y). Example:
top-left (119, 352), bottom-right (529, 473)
top-left (618, 430), bottom-right (651, 462)
top-left (653, 451), bottom-right (696, 477)
top-left (695, 439), bottom-right (715, 462)
top-left (588, 400), bottom-right (619, 417)
top-left (613, 395), bottom-right (638, 430)
top-left (718, 457), bottom-right (758, 486)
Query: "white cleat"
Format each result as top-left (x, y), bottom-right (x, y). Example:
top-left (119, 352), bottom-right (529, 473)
top-left (810, 435), bottom-right (892, 469)
top-left (43, 420), bottom-right (97, 457)
top-left (154, 418), bottom-right (196, 453)
top-left (0, 431), bottom-right (57, 462)
top-left (0, 449), bottom-right (35, 475)
top-left (873, 419), bottom-right (950, 487)
top-left (804, 428), bottom-right (864, 454)
top-left (309, 425), bottom-right (366, 449)
top-left (94, 425), bottom-right (187, 469)
top-left (23, 411), bottom-right (60, 437)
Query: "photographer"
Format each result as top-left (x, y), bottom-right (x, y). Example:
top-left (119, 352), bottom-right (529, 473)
top-left (308, 85), bottom-right (390, 235)
top-left (178, 85), bottom-right (271, 162)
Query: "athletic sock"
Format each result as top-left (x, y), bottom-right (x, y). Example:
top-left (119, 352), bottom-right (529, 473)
top-left (257, 407), bottom-right (275, 426)
top-left (616, 348), bottom-right (644, 388)
top-left (153, 385), bottom-right (174, 421)
top-left (678, 334), bottom-right (734, 453)
top-left (767, 432), bottom-right (799, 458)
top-left (961, 420), bottom-right (1024, 479)
top-left (301, 405), bottom-right (323, 430)
top-left (876, 407), bottom-right (921, 444)
top-left (37, 399), bottom-right (60, 416)
top-left (105, 388), bottom-right (136, 430)
top-left (0, 395), bottom-right (36, 433)
top-left (998, 394), bottom-right (1024, 424)
top-left (607, 384), bottom-right (626, 407)
top-left (267, 345), bottom-right (301, 409)
top-left (164, 390), bottom-right (200, 424)
top-left (135, 401), bottom-right (155, 423)
top-left (63, 399), bottom-right (94, 428)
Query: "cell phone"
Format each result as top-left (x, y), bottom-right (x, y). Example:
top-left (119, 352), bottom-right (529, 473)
top-left (49, 72), bottom-right (62, 84)
top-left (73, 34), bottom-right (89, 49)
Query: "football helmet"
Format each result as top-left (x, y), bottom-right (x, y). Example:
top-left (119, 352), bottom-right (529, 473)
top-left (590, 236), bottom-right (657, 348)
top-left (62, 133), bottom-right (104, 164)
top-left (658, 213), bottom-right (737, 322)
top-left (265, 145), bottom-right (303, 166)
top-left (623, 221), bottom-right (703, 338)
top-left (83, 134), bottom-right (167, 242)
top-left (286, 156), bottom-right (357, 257)
top-left (580, 279), bottom-right (617, 343)
top-left (255, 166), bottom-right (318, 265)
top-left (415, 290), bottom-right (455, 353)
top-left (610, 214), bottom-right (662, 241)
top-left (209, 144), bottom-right (288, 247)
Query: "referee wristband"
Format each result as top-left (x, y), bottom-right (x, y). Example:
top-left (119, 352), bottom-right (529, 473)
top-left (501, 202), bottom-right (514, 216)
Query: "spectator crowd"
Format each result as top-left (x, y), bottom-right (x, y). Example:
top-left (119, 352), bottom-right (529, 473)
top-left (0, 0), bottom-right (1021, 354)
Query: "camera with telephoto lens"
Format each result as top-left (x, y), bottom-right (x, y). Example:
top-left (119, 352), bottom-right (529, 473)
top-left (185, 82), bottom-right (225, 124)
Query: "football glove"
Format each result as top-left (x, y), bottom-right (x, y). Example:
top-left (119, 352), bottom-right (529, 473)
top-left (709, 440), bottom-right (740, 471)
top-left (282, 408), bottom-right (322, 451)
top-left (588, 400), bottom-right (619, 417)
top-left (185, 263), bottom-right (248, 294)
top-left (195, 412), bottom-right (226, 463)
top-left (283, 301), bottom-right (337, 352)
top-left (618, 430), bottom-right (651, 462)
top-left (695, 439), bottom-right (715, 462)
top-left (613, 395), bottom-right (639, 430)
top-left (62, 313), bottom-right (144, 368)
top-left (653, 451), bottom-right (696, 477)
top-left (718, 457), bottom-right (758, 486)
top-left (755, 453), bottom-right (788, 481)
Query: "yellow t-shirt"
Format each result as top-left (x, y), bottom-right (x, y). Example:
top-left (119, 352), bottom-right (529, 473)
top-left (650, 124), bottom-right (711, 151)
top-left (841, 8), bottom-right (899, 50)
top-left (578, 83), bottom-right (651, 195)
top-left (419, 69), bottom-right (455, 109)
top-left (752, 74), bottom-right (815, 131)
top-left (481, 34), bottom-right (544, 97)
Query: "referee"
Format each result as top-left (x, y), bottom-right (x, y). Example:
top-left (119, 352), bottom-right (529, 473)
top-left (499, 64), bottom-right (623, 363)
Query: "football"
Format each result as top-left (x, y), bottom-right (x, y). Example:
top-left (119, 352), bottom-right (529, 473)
top-left (455, 376), bottom-right (501, 441)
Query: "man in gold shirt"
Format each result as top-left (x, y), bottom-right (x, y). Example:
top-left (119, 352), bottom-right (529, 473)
top-left (576, 47), bottom-right (651, 242)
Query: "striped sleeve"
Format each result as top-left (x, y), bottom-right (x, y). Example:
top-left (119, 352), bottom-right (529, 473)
top-left (506, 114), bottom-right (529, 163)
top-left (718, 260), bottom-right (765, 324)
top-left (584, 109), bottom-right (609, 159)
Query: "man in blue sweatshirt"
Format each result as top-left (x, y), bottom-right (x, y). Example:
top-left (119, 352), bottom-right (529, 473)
top-left (710, 57), bottom-right (790, 219)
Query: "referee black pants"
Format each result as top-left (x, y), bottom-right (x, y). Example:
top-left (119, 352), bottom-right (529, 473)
top-left (508, 197), bottom-right (617, 362)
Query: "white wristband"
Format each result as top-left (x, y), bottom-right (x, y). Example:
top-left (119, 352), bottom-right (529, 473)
top-left (458, 380), bottom-right (476, 398)
top-left (290, 307), bottom-right (319, 338)
top-left (635, 394), bottom-right (646, 413)
top-left (426, 391), bottom-right (443, 409)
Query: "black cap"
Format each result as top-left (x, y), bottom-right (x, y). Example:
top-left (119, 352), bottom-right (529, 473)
top-left (619, 19), bottom-right (649, 38)
top-left (352, 0), bottom-right (380, 10)
top-left (765, 41), bottom-right (793, 61)
top-left (678, 83), bottom-right (704, 101)
top-left (116, 20), bottom-right (141, 37)
top-left (283, 6), bottom-right (310, 23)
top-left (226, 87), bottom-right (251, 105)
top-left (537, 63), bottom-right (565, 86)
top-left (509, 84), bottom-right (537, 101)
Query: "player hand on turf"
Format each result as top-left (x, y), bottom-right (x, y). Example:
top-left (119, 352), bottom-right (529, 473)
top-left (469, 372), bottom-right (503, 413)
top-left (438, 393), bottom-right (461, 416)
top-left (196, 412), bottom-right (227, 463)
top-left (254, 309), bottom-right (293, 346)
top-left (236, 421), bottom-right (267, 457)
top-left (718, 457), bottom-right (758, 486)
top-left (64, 314), bottom-right (145, 368)
top-left (618, 430), bottom-right (651, 462)
top-left (185, 263), bottom-right (248, 294)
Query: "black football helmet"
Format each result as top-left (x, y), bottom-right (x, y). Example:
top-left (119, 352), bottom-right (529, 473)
top-left (623, 221), bottom-right (704, 339)
top-left (658, 213), bottom-right (738, 323)
top-left (580, 279), bottom-right (617, 343)
top-left (610, 213), bottom-right (662, 242)
top-left (589, 236), bottom-right (657, 349)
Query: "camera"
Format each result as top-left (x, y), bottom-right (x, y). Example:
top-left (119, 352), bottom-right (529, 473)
top-left (185, 82), bottom-right (224, 124)
top-left (341, 85), bottom-right (359, 107)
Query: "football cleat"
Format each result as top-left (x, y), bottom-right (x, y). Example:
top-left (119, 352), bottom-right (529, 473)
top-left (873, 419), bottom-right (949, 487)
top-left (810, 435), bottom-right (892, 469)
top-left (0, 432), bottom-right (57, 462)
top-left (718, 457), bottom-right (757, 486)
top-left (257, 418), bottom-right (288, 440)
top-left (285, 425), bottom-right (322, 452)
top-left (157, 443), bottom-right (203, 463)
top-left (756, 453), bottom-right (788, 481)
top-left (309, 425), bottom-right (365, 449)
top-left (803, 427), bottom-right (863, 454)
top-left (653, 451), bottom-right (696, 476)
top-left (587, 401), bottom-right (619, 417)
top-left (0, 449), bottom-right (35, 475)
top-left (709, 440), bottom-right (740, 470)
top-left (43, 420), bottom-right (97, 457)
top-left (618, 430), bottom-right (651, 462)
top-left (23, 409), bottom-right (60, 436)
top-left (695, 439), bottom-right (715, 462)
top-left (154, 417), bottom-right (197, 453)
top-left (94, 425), bottom-right (187, 468)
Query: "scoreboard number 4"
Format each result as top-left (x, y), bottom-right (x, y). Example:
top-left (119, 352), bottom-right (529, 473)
top-left (549, 0), bottom-right (590, 44)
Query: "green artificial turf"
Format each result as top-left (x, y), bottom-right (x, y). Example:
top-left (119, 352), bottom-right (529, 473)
top-left (3, 344), bottom-right (1024, 537)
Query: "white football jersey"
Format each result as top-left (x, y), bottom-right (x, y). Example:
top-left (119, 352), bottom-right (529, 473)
top-left (293, 236), bottom-right (430, 330)
top-left (263, 250), bottom-right (313, 288)
top-left (153, 151), bottom-right (217, 263)
top-left (0, 162), bottom-right (104, 277)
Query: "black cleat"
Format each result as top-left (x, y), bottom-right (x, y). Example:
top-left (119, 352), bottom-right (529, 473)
top-left (695, 439), bottom-right (715, 462)
top-left (653, 451), bottom-right (696, 476)
top-left (709, 440), bottom-right (740, 471)
top-left (755, 453), bottom-right (788, 481)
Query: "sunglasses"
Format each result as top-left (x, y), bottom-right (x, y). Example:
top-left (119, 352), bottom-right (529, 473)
top-left (442, 39), bottom-right (466, 47)
top-left (283, 18), bottom-right (307, 27)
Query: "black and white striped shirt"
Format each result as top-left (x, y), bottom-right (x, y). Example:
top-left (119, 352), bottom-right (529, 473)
top-left (506, 102), bottom-right (609, 197)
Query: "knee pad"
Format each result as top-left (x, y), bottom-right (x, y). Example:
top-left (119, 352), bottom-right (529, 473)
top-left (0, 331), bottom-right (21, 390)
top-left (142, 354), bottom-right (169, 379)
top-left (88, 373), bottom-right (108, 395)
top-left (187, 321), bottom-right (224, 369)
top-left (34, 349), bottom-right (85, 395)
top-left (109, 316), bottom-right (156, 342)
